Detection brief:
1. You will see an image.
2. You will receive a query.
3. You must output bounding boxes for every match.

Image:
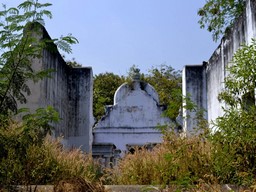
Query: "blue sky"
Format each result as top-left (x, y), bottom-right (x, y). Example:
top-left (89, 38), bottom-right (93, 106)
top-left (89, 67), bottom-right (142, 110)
top-left (2, 1), bottom-right (218, 76)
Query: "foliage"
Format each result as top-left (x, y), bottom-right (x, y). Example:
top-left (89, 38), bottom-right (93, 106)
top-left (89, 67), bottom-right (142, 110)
top-left (211, 39), bottom-right (256, 185)
top-left (20, 106), bottom-right (59, 144)
top-left (93, 65), bottom-right (182, 123)
top-left (0, 107), bottom-right (59, 187)
top-left (93, 72), bottom-right (125, 121)
top-left (105, 131), bottom-right (213, 187)
top-left (103, 39), bottom-right (256, 187)
top-left (198, 0), bottom-right (245, 41)
top-left (0, 129), bottom-right (102, 189)
top-left (0, 108), bottom-right (100, 187)
top-left (0, 0), bottom-right (78, 116)
top-left (144, 64), bottom-right (182, 121)
top-left (65, 57), bottom-right (82, 67)
top-left (42, 136), bottom-right (102, 183)
top-left (212, 108), bottom-right (256, 185)
top-left (0, 0), bottom-right (102, 190)
top-left (0, 106), bottom-right (103, 190)
top-left (127, 64), bottom-right (141, 80)
top-left (218, 39), bottom-right (256, 108)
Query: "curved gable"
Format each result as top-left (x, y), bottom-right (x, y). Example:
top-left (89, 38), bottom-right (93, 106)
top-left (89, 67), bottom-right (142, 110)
top-left (114, 81), bottom-right (159, 105)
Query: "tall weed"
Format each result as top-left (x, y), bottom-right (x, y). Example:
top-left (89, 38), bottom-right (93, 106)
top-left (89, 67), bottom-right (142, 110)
top-left (0, 123), bottom-right (101, 188)
top-left (211, 107), bottom-right (256, 186)
top-left (107, 131), bottom-right (214, 187)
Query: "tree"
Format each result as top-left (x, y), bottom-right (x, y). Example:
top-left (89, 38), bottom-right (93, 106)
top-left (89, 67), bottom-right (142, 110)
top-left (144, 64), bottom-right (182, 121)
top-left (0, 0), bottom-right (78, 116)
top-left (211, 39), bottom-right (256, 185)
top-left (93, 72), bottom-right (125, 121)
top-left (93, 65), bottom-right (182, 123)
top-left (0, 1), bottom-right (79, 188)
top-left (198, 0), bottom-right (245, 41)
top-left (218, 39), bottom-right (256, 108)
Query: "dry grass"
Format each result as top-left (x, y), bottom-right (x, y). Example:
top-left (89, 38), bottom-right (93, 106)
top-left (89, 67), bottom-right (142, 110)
top-left (0, 127), bottom-right (103, 188)
top-left (106, 133), bottom-right (215, 186)
top-left (54, 177), bottom-right (106, 192)
top-left (42, 136), bottom-right (102, 183)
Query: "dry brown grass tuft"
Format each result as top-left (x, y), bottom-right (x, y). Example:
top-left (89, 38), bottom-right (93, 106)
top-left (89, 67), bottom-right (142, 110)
top-left (106, 133), bottom-right (215, 186)
top-left (43, 136), bottom-right (102, 182)
top-left (54, 177), bottom-right (107, 192)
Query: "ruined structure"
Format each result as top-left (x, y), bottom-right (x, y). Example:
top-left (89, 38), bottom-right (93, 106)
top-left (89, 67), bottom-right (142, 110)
top-left (183, 0), bottom-right (256, 132)
top-left (20, 24), bottom-right (172, 159)
top-left (22, 0), bottom-right (256, 154)
top-left (93, 72), bottom-right (171, 161)
top-left (19, 24), bottom-right (94, 152)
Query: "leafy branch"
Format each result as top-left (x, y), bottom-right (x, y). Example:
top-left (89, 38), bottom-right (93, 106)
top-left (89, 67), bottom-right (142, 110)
top-left (198, 0), bottom-right (245, 41)
top-left (0, 1), bottom-right (78, 115)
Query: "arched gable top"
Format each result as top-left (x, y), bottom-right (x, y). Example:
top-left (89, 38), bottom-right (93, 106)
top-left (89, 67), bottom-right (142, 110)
top-left (113, 80), bottom-right (159, 105)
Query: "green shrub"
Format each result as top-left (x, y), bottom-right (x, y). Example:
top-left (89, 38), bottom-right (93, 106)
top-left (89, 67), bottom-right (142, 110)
top-left (211, 107), bottom-right (256, 185)
top-left (0, 107), bottom-right (101, 189)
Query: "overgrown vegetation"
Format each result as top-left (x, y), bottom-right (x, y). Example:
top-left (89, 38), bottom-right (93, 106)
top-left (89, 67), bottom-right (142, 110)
top-left (105, 130), bottom-right (213, 187)
top-left (198, 0), bottom-right (245, 41)
top-left (0, 118), bottom-right (102, 190)
top-left (0, 0), bottom-right (78, 116)
top-left (0, 1), bottom-right (103, 191)
top-left (102, 39), bottom-right (256, 190)
top-left (93, 72), bottom-right (125, 121)
top-left (143, 64), bottom-right (182, 121)
top-left (211, 39), bottom-right (256, 186)
top-left (1, 0), bottom-right (256, 191)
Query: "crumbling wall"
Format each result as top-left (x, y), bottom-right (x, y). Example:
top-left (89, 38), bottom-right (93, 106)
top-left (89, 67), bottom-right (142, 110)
top-left (182, 65), bottom-right (207, 133)
top-left (206, 0), bottom-right (249, 123)
top-left (93, 80), bottom-right (171, 156)
top-left (183, 0), bottom-right (256, 131)
top-left (19, 25), bottom-right (93, 152)
top-left (66, 67), bottom-right (93, 152)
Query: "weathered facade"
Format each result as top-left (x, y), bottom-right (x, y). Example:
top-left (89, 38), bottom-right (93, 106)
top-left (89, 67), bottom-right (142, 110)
top-left (19, 25), bottom-right (94, 152)
top-left (20, 24), bottom-right (173, 157)
top-left (183, 0), bottom-right (256, 132)
top-left (93, 76), bottom-right (171, 158)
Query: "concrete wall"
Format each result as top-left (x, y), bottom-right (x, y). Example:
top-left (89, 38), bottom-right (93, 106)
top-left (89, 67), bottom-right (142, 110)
top-left (182, 65), bottom-right (207, 133)
top-left (94, 127), bottom-right (163, 155)
top-left (19, 24), bottom-right (93, 152)
top-left (66, 67), bottom-right (94, 152)
top-left (183, 0), bottom-right (256, 131)
top-left (93, 80), bottom-right (171, 156)
top-left (96, 81), bottom-right (170, 128)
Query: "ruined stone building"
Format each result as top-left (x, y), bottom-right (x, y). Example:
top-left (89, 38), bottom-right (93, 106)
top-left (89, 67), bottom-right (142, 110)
top-left (21, 24), bottom-right (172, 158)
top-left (22, 0), bottom-right (256, 156)
top-left (92, 73), bottom-right (171, 161)
top-left (183, 0), bottom-right (256, 132)
top-left (19, 24), bottom-right (94, 153)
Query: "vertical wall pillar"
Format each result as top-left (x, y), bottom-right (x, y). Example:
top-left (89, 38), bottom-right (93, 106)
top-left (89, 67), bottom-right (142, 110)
top-left (182, 64), bottom-right (207, 135)
top-left (66, 67), bottom-right (94, 153)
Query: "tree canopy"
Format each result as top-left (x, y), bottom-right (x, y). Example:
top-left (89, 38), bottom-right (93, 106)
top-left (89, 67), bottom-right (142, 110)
top-left (143, 65), bottom-right (182, 121)
top-left (93, 65), bottom-right (182, 123)
top-left (93, 72), bottom-right (125, 121)
top-left (198, 0), bottom-right (245, 41)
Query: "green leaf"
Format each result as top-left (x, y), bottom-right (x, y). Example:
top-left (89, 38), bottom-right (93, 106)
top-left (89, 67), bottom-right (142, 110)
top-left (61, 35), bottom-right (79, 44)
top-left (18, 1), bottom-right (33, 12)
top-left (7, 7), bottom-right (19, 15)
top-left (55, 40), bottom-right (72, 54)
top-left (35, 2), bottom-right (52, 9)
top-left (38, 10), bottom-right (52, 19)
